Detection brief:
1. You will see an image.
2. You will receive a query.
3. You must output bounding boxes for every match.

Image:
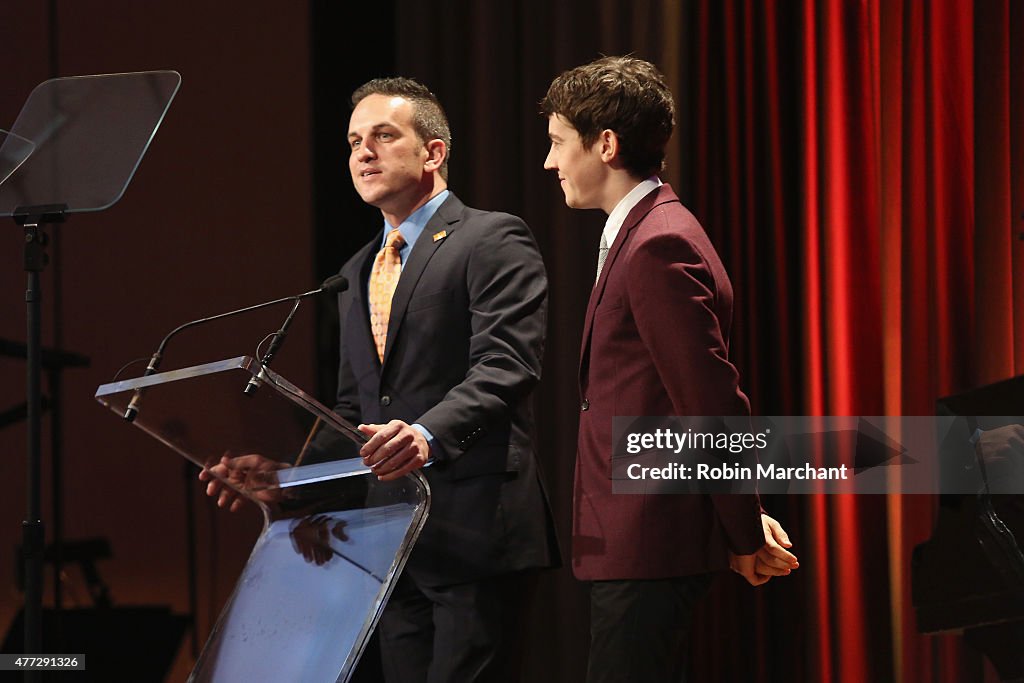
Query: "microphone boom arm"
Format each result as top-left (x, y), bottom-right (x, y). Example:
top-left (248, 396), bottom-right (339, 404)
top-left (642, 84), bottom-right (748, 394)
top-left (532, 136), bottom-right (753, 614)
top-left (123, 275), bottom-right (347, 420)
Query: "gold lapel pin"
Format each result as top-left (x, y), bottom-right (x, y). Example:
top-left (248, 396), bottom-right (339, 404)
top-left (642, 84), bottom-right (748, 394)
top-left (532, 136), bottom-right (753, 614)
top-left (432, 230), bottom-right (447, 242)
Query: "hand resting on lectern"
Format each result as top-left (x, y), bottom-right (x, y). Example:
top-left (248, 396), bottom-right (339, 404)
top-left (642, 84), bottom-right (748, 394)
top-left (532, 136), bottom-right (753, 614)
top-left (198, 452), bottom-right (291, 511)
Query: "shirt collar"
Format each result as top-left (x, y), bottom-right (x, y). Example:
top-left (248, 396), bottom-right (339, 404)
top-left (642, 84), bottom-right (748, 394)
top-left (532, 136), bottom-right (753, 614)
top-left (381, 189), bottom-right (451, 255)
top-left (602, 177), bottom-right (662, 249)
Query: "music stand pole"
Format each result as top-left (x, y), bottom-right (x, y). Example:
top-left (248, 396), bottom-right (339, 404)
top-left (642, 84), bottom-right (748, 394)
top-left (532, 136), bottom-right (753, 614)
top-left (18, 206), bottom-right (62, 678)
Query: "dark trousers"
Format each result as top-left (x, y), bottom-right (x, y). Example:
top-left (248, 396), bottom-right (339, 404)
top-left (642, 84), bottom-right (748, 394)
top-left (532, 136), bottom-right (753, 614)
top-left (377, 570), bottom-right (532, 683)
top-left (587, 574), bottom-right (713, 683)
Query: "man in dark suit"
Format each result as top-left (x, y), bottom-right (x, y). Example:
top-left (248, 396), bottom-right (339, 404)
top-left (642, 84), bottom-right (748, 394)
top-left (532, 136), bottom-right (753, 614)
top-left (200, 77), bottom-right (556, 681)
top-left (541, 56), bottom-right (798, 682)
top-left (337, 77), bottom-right (558, 683)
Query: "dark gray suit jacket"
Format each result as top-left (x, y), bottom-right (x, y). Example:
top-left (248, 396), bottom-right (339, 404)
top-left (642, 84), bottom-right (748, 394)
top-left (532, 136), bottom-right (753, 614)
top-left (335, 192), bottom-right (559, 587)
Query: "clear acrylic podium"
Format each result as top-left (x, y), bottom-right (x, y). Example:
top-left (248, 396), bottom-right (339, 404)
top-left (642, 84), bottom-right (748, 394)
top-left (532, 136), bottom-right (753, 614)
top-left (95, 356), bottom-right (430, 682)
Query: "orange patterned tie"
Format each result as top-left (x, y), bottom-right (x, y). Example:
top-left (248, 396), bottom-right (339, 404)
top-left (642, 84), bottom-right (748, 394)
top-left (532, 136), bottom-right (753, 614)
top-left (368, 228), bottom-right (405, 362)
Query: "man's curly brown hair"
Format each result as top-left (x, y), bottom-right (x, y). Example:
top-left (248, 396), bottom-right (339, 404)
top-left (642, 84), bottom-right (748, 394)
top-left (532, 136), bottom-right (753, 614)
top-left (541, 56), bottom-right (675, 178)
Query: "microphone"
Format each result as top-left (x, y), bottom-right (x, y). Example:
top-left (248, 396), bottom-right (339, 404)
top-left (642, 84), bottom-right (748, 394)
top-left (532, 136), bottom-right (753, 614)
top-left (123, 275), bottom-right (349, 421)
top-left (243, 275), bottom-right (349, 395)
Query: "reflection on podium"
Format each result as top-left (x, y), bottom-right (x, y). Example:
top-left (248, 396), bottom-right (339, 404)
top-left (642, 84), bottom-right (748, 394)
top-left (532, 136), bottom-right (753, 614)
top-left (96, 356), bottom-right (429, 683)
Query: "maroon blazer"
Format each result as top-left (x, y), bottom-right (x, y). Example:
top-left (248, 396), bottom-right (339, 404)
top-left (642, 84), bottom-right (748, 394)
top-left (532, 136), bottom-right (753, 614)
top-left (573, 184), bottom-right (764, 581)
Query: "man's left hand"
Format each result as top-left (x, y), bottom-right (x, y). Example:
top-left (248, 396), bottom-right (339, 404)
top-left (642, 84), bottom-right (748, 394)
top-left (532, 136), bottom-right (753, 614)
top-left (358, 420), bottom-right (431, 481)
top-left (729, 513), bottom-right (799, 586)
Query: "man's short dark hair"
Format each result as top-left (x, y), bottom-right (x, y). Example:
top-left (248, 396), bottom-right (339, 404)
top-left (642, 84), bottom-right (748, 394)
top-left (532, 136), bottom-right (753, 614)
top-left (352, 77), bottom-right (452, 181)
top-left (541, 56), bottom-right (675, 178)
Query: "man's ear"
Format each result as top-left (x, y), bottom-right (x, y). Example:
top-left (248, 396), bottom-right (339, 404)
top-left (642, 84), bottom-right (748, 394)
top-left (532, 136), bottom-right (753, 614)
top-left (598, 129), bottom-right (619, 164)
top-left (424, 139), bottom-right (447, 173)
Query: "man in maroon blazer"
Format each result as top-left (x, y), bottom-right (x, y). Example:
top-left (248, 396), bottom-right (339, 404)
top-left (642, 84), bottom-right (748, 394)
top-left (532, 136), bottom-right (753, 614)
top-left (542, 56), bottom-right (799, 682)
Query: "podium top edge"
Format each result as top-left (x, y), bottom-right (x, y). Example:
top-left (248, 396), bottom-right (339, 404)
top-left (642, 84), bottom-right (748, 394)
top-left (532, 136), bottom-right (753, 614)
top-left (95, 355), bottom-right (255, 396)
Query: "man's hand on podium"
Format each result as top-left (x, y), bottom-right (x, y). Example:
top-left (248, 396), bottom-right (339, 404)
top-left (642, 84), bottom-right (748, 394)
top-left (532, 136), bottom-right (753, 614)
top-left (199, 452), bottom-right (291, 511)
top-left (358, 420), bottom-right (431, 481)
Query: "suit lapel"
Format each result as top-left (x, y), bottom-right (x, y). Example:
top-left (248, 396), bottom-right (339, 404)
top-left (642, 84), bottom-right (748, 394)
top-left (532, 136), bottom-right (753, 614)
top-left (578, 185), bottom-right (680, 386)
top-left (381, 193), bottom-right (463, 369)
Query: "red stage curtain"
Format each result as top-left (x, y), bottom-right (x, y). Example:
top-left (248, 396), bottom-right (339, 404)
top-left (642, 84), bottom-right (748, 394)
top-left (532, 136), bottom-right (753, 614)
top-left (686, 1), bottom-right (1024, 681)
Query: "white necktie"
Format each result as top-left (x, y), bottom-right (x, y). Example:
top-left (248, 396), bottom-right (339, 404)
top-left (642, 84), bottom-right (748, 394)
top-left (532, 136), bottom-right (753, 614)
top-left (595, 232), bottom-right (610, 283)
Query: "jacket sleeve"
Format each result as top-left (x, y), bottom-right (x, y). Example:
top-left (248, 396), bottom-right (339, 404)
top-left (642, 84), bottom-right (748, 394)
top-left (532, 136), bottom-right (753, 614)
top-left (625, 215), bottom-right (764, 555)
top-left (415, 214), bottom-right (547, 460)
